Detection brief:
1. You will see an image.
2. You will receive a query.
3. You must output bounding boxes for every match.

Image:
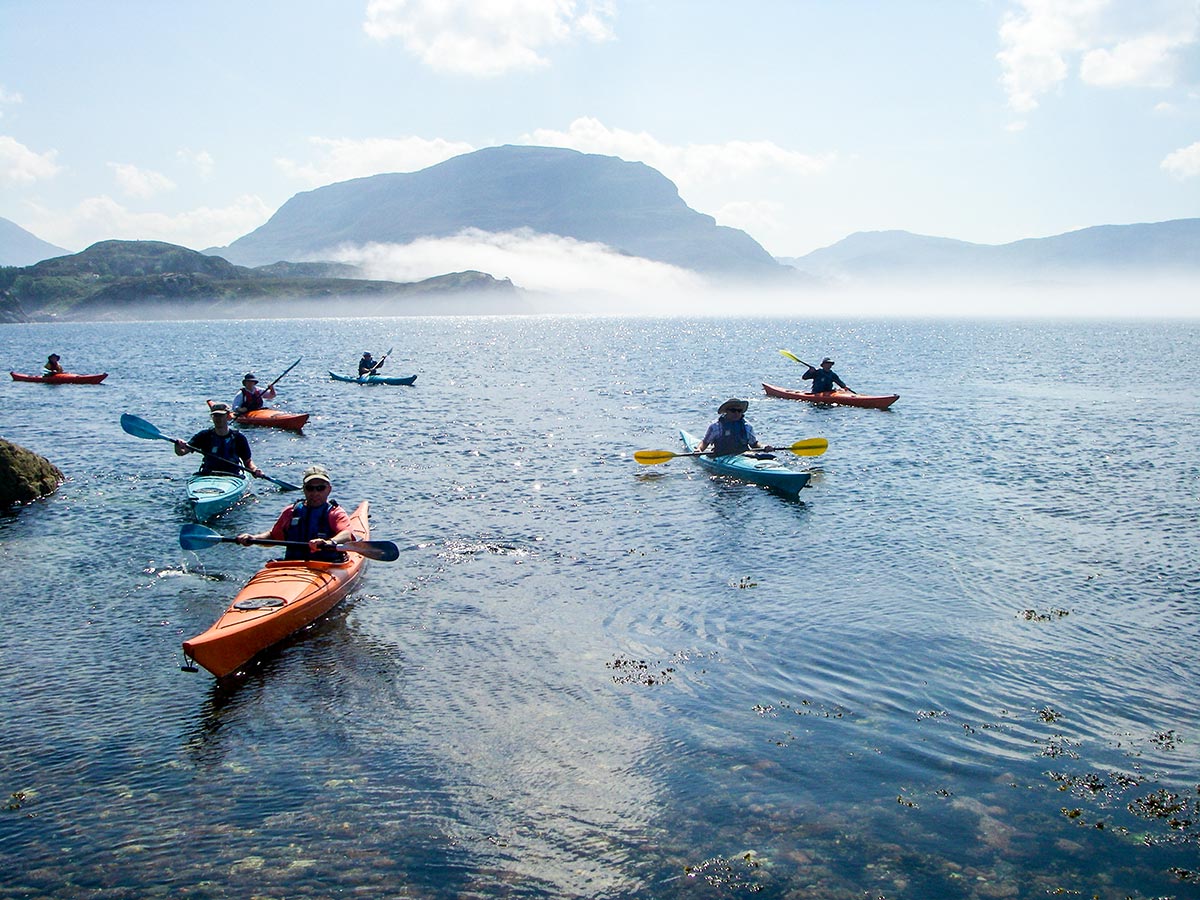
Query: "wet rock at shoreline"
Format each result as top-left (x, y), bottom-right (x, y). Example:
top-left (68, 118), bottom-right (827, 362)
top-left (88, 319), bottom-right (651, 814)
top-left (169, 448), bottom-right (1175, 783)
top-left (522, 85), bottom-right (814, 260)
top-left (0, 438), bottom-right (64, 509)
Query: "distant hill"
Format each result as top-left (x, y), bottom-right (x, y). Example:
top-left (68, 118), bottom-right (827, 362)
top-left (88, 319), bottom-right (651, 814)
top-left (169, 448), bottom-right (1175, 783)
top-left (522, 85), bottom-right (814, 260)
top-left (779, 219), bottom-right (1200, 283)
top-left (0, 240), bottom-right (517, 322)
top-left (215, 145), bottom-right (785, 277)
top-left (0, 217), bottom-right (68, 267)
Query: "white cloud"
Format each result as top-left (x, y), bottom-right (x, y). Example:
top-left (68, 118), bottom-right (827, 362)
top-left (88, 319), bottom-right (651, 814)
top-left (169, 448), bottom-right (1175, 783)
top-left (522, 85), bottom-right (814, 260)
top-left (0, 135), bottom-right (61, 184)
top-left (177, 148), bottom-right (215, 178)
top-left (108, 162), bottom-right (176, 198)
top-left (363, 0), bottom-right (615, 77)
top-left (1161, 141), bottom-right (1200, 178)
top-left (276, 135), bottom-right (476, 186)
top-left (1080, 32), bottom-right (1185, 86)
top-left (521, 117), bottom-right (832, 191)
top-left (997, 0), bottom-right (1199, 113)
top-left (25, 194), bottom-right (273, 252)
top-left (332, 228), bottom-right (705, 296)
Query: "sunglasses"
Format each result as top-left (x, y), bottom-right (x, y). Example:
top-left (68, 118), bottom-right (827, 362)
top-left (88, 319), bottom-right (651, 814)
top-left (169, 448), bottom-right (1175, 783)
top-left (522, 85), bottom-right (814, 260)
top-left (304, 482), bottom-right (330, 491)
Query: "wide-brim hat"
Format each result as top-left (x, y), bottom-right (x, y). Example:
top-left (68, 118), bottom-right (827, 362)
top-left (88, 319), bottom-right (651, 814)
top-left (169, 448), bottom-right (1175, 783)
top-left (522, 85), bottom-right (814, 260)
top-left (718, 398), bottom-right (749, 414)
top-left (821, 358), bottom-right (834, 365)
top-left (302, 465), bottom-right (332, 487)
top-left (242, 372), bottom-right (258, 382)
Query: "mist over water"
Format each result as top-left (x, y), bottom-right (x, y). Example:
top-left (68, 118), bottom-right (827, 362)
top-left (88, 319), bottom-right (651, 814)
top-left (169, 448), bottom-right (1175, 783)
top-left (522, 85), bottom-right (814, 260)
top-left (1, 312), bottom-right (1198, 899)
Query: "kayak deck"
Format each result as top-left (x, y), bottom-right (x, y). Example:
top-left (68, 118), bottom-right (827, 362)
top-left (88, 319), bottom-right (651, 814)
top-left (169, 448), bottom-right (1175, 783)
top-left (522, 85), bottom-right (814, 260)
top-left (182, 501), bottom-right (370, 678)
top-left (762, 382), bottom-right (898, 410)
top-left (186, 472), bottom-right (251, 521)
top-left (679, 430), bottom-right (810, 499)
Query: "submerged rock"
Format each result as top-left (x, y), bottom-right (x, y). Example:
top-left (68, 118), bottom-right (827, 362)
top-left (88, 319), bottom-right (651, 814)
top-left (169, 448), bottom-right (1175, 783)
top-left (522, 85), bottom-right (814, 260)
top-left (0, 438), bottom-right (64, 509)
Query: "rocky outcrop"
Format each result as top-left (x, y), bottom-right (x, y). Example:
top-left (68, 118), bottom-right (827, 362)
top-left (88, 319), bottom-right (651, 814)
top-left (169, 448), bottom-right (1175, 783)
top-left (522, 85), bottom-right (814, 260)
top-left (0, 438), bottom-right (64, 509)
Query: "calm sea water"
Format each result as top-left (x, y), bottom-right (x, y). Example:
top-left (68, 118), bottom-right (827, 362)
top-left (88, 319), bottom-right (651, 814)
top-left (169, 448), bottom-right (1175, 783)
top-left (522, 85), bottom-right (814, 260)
top-left (1, 314), bottom-right (1198, 900)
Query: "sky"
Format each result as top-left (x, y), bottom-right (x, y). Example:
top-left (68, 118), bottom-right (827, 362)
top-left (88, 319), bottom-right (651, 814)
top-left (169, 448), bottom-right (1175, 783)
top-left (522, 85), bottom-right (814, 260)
top-left (1, 0), bottom-right (1198, 291)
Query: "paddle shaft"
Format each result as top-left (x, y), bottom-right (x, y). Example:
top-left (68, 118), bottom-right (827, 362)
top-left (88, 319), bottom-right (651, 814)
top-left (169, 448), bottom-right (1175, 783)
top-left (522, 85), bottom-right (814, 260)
top-left (266, 357), bottom-right (301, 390)
top-left (634, 438), bottom-right (828, 465)
top-left (369, 347), bottom-right (394, 374)
top-left (214, 534), bottom-right (395, 560)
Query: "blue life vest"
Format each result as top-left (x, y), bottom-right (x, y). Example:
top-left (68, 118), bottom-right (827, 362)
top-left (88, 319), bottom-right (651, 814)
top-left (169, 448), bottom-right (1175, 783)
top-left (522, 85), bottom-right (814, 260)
top-left (284, 500), bottom-right (345, 562)
top-left (710, 419), bottom-right (751, 456)
top-left (197, 432), bottom-right (244, 475)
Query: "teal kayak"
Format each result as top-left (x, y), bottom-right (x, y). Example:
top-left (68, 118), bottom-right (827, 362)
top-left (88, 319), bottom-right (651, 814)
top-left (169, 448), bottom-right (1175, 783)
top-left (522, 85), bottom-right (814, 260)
top-left (679, 430), bottom-right (811, 499)
top-left (329, 371), bottom-right (417, 386)
top-left (186, 472), bottom-right (251, 521)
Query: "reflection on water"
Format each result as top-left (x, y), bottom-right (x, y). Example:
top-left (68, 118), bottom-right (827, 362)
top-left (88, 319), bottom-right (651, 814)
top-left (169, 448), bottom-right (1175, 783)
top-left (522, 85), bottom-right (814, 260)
top-left (1, 315), bottom-right (1199, 899)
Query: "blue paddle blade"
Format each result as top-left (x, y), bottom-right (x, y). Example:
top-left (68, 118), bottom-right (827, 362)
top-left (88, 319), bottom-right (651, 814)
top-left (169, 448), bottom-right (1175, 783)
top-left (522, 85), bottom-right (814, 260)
top-left (179, 523), bottom-right (224, 551)
top-left (120, 413), bottom-right (167, 441)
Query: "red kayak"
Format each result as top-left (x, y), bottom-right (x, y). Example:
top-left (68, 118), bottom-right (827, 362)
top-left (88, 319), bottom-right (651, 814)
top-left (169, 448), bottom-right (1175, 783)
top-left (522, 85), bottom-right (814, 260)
top-left (11, 371), bottom-right (108, 384)
top-left (208, 400), bottom-right (308, 431)
top-left (762, 382), bottom-right (899, 410)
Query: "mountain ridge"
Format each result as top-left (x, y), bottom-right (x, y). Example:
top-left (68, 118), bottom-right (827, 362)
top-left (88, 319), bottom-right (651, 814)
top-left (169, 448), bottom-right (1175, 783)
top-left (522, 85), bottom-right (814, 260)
top-left (214, 145), bottom-right (784, 276)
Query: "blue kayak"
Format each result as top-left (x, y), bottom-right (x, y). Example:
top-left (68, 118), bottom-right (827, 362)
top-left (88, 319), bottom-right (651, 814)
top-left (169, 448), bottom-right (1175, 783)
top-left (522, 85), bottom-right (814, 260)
top-left (679, 430), bottom-right (811, 499)
top-left (329, 371), bottom-right (417, 386)
top-left (186, 471), bottom-right (251, 521)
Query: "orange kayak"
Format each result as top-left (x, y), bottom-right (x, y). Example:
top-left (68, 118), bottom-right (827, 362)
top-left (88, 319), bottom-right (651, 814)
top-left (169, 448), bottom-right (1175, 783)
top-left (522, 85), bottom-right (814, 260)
top-left (182, 501), bottom-right (370, 677)
top-left (762, 382), bottom-right (899, 410)
top-left (208, 399), bottom-right (308, 430)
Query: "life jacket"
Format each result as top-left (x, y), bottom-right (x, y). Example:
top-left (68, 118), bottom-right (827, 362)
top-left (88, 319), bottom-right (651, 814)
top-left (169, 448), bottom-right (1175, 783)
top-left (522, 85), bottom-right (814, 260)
top-left (197, 432), bottom-right (244, 475)
top-left (709, 419), bottom-right (751, 456)
top-left (284, 500), bottom-right (346, 562)
top-left (237, 387), bottom-right (265, 411)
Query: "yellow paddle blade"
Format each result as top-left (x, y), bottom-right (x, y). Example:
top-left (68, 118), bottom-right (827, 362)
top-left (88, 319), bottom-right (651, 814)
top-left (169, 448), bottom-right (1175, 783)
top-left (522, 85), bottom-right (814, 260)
top-left (779, 349), bottom-right (808, 365)
top-left (787, 437), bottom-right (828, 456)
top-left (634, 449), bottom-right (680, 465)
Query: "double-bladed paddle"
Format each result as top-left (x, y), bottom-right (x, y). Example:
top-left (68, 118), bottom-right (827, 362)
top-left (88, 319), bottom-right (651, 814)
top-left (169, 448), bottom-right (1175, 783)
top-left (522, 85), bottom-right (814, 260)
top-left (634, 438), bottom-right (829, 465)
top-left (119, 413), bottom-right (302, 491)
top-left (179, 523), bottom-right (400, 562)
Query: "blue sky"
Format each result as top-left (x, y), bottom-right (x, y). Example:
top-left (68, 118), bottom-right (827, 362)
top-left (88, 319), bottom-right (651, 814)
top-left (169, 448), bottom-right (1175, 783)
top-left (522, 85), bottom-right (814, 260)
top-left (2, 0), bottom-right (1198, 267)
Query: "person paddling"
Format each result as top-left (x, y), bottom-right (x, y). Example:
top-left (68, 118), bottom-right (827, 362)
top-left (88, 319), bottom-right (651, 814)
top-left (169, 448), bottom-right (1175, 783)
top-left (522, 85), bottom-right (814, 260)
top-left (232, 372), bottom-right (276, 416)
top-left (358, 352), bottom-right (382, 376)
top-left (235, 465), bottom-right (356, 562)
top-left (175, 402), bottom-right (263, 478)
top-left (802, 358), bottom-right (852, 394)
top-left (44, 354), bottom-right (64, 374)
top-left (696, 398), bottom-right (770, 455)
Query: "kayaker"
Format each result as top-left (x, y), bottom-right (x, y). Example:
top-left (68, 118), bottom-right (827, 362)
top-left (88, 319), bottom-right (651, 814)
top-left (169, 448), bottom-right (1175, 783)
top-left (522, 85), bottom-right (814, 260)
top-left (696, 398), bottom-right (768, 456)
top-left (236, 465), bottom-right (357, 562)
top-left (802, 358), bottom-right (852, 394)
top-left (232, 372), bottom-right (276, 416)
top-left (44, 354), bottom-right (64, 374)
top-left (175, 402), bottom-right (263, 478)
top-left (358, 352), bottom-right (382, 376)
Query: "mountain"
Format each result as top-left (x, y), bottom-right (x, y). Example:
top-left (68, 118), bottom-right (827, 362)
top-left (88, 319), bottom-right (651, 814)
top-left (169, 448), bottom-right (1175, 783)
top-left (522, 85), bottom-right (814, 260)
top-left (0, 217), bottom-right (69, 266)
top-left (0, 240), bottom-right (517, 322)
top-left (215, 145), bottom-right (784, 277)
top-left (779, 219), bottom-right (1200, 283)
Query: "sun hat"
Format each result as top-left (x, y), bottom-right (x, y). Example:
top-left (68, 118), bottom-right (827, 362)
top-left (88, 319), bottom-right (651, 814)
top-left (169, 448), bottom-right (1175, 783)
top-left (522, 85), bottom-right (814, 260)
top-left (302, 465), bottom-right (332, 487)
top-left (821, 358), bottom-right (834, 365)
top-left (209, 402), bottom-right (232, 415)
top-left (242, 373), bottom-right (258, 382)
top-left (718, 398), bottom-right (749, 414)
